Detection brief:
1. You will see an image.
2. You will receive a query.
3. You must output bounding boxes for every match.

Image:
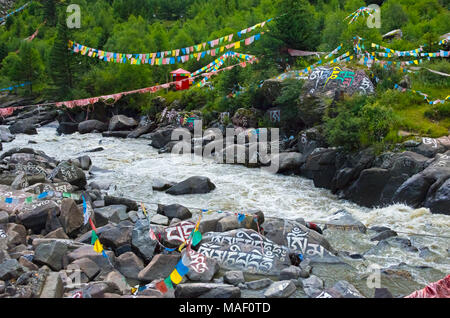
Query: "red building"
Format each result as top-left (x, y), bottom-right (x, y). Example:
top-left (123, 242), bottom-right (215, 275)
top-left (170, 68), bottom-right (191, 90)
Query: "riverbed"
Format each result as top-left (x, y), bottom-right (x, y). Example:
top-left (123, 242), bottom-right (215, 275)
top-left (2, 126), bottom-right (449, 297)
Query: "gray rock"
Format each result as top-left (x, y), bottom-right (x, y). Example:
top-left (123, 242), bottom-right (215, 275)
top-left (138, 254), bottom-right (181, 283)
top-left (157, 204), bottom-right (192, 220)
top-left (78, 120), bottom-right (108, 134)
top-left (186, 257), bottom-right (219, 282)
top-left (301, 275), bottom-right (324, 298)
top-left (150, 214), bottom-right (169, 226)
top-left (109, 115), bottom-right (138, 131)
top-left (264, 280), bottom-right (296, 298)
top-left (0, 211), bottom-right (8, 224)
top-left (33, 240), bottom-right (68, 271)
top-left (116, 252), bottom-right (144, 281)
top-left (0, 259), bottom-right (24, 280)
top-left (103, 196), bottom-right (138, 212)
top-left (148, 126), bottom-right (175, 149)
top-left (273, 152), bottom-right (305, 175)
top-left (331, 280), bottom-right (365, 298)
top-left (59, 198), bottom-right (83, 236)
top-left (370, 230), bottom-right (398, 241)
top-left (104, 270), bottom-right (130, 295)
top-left (99, 221), bottom-right (133, 251)
top-left (246, 278), bottom-right (273, 290)
top-left (94, 205), bottom-right (128, 226)
top-left (131, 220), bottom-right (157, 263)
top-left (223, 271), bottom-right (245, 286)
top-left (152, 178), bottom-right (175, 191)
top-left (18, 201), bottom-right (60, 234)
top-left (71, 257), bottom-right (101, 281)
top-left (174, 283), bottom-right (241, 298)
top-left (44, 228), bottom-right (70, 240)
top-left (40, 272), bottom-right (63, 298)
top-left (67, 246), bottom-right (115, 268)
top-left (0, 126), bottom-right (15, 142)
top-left (279, 266), bottom-right (301, 280)
top-left (55, 161), bottom-right (87, 188)
top-left (166, 176), bottom-right (216, 195)
top-left (325, 209), bottom-right (367, 233)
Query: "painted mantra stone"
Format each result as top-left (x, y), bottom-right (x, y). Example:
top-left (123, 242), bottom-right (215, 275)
top-left (187, 249), bottom-right (209, 274)
top-left (13, 161), bottom-right (49, 177)
top-left (305, 66), bottom-right (374, 96)
top-left (202, 229), bottom-right (289, 262)
top-left (164, 221), bottom-right (195, 244)
top-left (197, 241), bottom-right (290, 275)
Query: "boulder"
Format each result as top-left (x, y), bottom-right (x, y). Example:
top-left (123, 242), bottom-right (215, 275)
top-left (273, 152), bottom-right (305, 175)
top-left (264, 280), bottom-right (296, 298)
top-left (137, 254), bottom-right (181, 283)
top-left (99, 221), bottom-right (133, 251)
top-left (0, 126), bottom-right (15, 142)
top-left (174, 283), bottom-right (241, 298)
top-left (223, 271), bottom-right (245, 286)
top-left (104, 270), bottom-right (130, 295)
top-left (9, 119), bottom-right (37, 135)
top-left (103, 196), bottom-right (138, 212)
top-left (150, 214), bottom-right (169, 226)
top-left (59, 199), bottom-right (83, 236)
top-left (108, 115), bottom-right (138, 131)
top-left (186, 257), bottom-right (219, 282)
top-left (344, 168), bottom-right (390, 207)
top-left (301, 148), bottom-right (338, 189)
top-left (424, 177), bottom-right (450, 215)
top-left (45, 228), bottom-right (70, 240)
top-left (55, 161), bottom-right (87, 188)
top-left (57, 122), bottom-right (79, 135)
top-left (166, 176), bottom-right (216, 195)
top-left (246, 278), bottom-right (273, 290)
top-left (152, 178), bottom-right (176, 191)
top-left (301, 275), bottom-right (324, 298)
top-left (33, 241), bottom-right (68, 271)
top-left (71, 257), bottom-right (100, 281)
top-left (324, 209), bottom-right (367, 233)
top-left (0, 259), bottom-right (24, 281)
top-left (78, 120), bottom-right (108, 134)
top-left (127, 122), bottom-right (156, 139)
top-left (215, 211), bottom-right (264, 232)
top-left (94, 205), bottom-right (128, 227)
top-left (231, 108), bottom-right (260, 128)
top-left (279, 266), bottom-right (301, 280)
top-left (148, 126), bottom-right (176, 149)
top-left (116, 252), bottom-right (144, 281)
top-left (39, 271), bottom-right (63, 298)
top-left (157, 204), bottom-right (191, 220)
top-left (18, 201), bottom-right (60, 234)
top-left (67, 246), bottom-right (115, 268)
top-left (131, 220), bottom-right (157, 263)
top-left (370, 230), bottom-right (398, 241)
top-left (5, 223), bottom-right (27, 247)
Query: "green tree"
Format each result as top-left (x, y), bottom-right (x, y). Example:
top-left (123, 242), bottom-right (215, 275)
top-left (17, 41), bottom-right (44, 93)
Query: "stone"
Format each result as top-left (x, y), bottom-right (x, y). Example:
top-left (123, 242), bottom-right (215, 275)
top-left (0, 259), bottom-right (24, 280)
top-left (127, 122), bottom-right (156, 139)
top-left (6, 223), bottom-right (27, 247)
top-left (301, 275), bottom-right (324, 298)
top-left (273, 152), bottom-right (305, 175)
top-left (9, 119), bottom-right (38, 135)
top-left (329, 280), bottom-right (365, 298)
top-left (57, 122), bottom-right (79, 135)
top-left (18, 256), bottom-right (39, 271)
top-left (71, 257), bottom-right (101, 281)
top-left (104, 270), bottom-right (130, 295)
top-left (44, 228), bottom-right (70, 240)
top-left (325, 209), bottom-right (367, 233)
top-left (223, 271), bottom-right (245, 286)
top-left (67, 246), bottom-right (115, 268)
top-left (152, 178), bottom-right (175, 191)
top-left (59, 198), bottom-right (84, 236)
top-left (34, 241), bottom-right (68, 271)
top-left (0, 211), bottom-right (8, 224)
top-left (116, 252), bottom-right (144, 281)
top-left (264, 280), bottom-right (296, 298)
top-left (370, 230), bottom-right (398, 241)
top-left (94, 205), bottom-right (128, 226)
top-left (109, 115), bottom-right (138, 131)
top-left (18, 201), bottom-right (60, 234)
top-left (78, 120), bottom-right (108, 134)
top-left (131, 220), bottom-right (157, 263)
top-left (104, 196), bottom-right (138, 212)
top-left (279, 266), bottom-right (301, 280)
top-left (424, 177), bottom-right (450, 215)
top-left (0, 126), bottom-right (15, 142)
top-left (216, 211), bottom-right (264, 232)
top-left (174, 283), bottom-right (241, 298)
top-left (374, 288), bottom-right (393, 298)
top-left (166, 176), bottom-right (216, 195)
top-left (246, 278), bottom-right (273, 290)
top-left (40, 272), bottom-right (63, 298)
top-left (85, 281), bottom-right (120, 298)
top-left (138, 254), bottom-right (181, 283)
top-left (99, 221), bottom-right (133, 251)
top-left (186, 257), bottom-right (219, 282)
top-left (157, 204), bottom-right (191, 220)
top-left (148, 126), bottom-right (175, 149)
top-left (55, 161), bottom-right (87, 188)
top-left (150, 214), bottom-right (169, 225)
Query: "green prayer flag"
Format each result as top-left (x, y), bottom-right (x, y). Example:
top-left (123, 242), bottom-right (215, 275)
top-left (192, 230), bottom-right (202, 246)
top-left (26, 197), bottom-right (33, 203)
top-left (91, 230), bottom-right (98, 245)
top-left (164, 276), bottom-right (173, 289)
top-left (63, 192), bottom-right (71, 198)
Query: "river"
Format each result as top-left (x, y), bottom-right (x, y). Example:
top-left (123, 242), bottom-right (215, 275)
top-left (2, 125), bottom-right (449, 297)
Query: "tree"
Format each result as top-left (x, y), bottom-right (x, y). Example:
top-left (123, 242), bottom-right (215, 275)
top-left (44, 0), bottom-right (57, 27)
top-left (0, 43), bottom-right (8, 64)
top-left (48, 16), bottom-right (78, 99)
top-left (17, 42), bottom-right (44, 93)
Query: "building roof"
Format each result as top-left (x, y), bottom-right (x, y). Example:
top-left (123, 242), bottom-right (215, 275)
top-left (170, 68), bottom-right (190, 75)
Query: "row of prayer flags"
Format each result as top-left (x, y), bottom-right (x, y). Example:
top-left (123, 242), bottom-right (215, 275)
top-left (0, 2), bottom-right (30, 22)
top-left (393, 84), bottom-right (450, 105)
top-left (2, 190), bottom-right (80, 205)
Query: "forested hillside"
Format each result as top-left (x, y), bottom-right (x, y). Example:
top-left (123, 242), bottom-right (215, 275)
top-left (0, 0), bottom-right (449, 150)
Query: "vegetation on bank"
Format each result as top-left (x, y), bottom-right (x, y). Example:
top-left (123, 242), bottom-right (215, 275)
top-left (0, 0), bottom-right (449, 152)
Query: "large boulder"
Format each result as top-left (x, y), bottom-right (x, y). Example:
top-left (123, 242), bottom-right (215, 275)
top-left (148, 126), bottom-right (176, 149)
top-left (273, 152), bottom-right (305, 175)
top-left (9, 119), bottom-right (37, 135)
top-left (55, 161), bottom-right (87, 188)
top-left (324, 209), bottom-right (367, 233)
top-left (231, 108), bottom-right (260, 128)
top-left (116, 251), bottom-right (144, 281)
top-left (57, 122), bottom-right (79, 135)
top-left (264, 280), bottom-right (296, 298)
top-left (59, 198), bottom-right (84, 237)
top-left (166, 176), bottom-right (216, 195)
top-left (157, 204), bottom-right (192, 220)
top-left (94, 205), bottom-right (128, 227)
top-left (131, 220), bottom-right (158, 263)
top-left (424, 178), bottom-right (450, 215)
top-left (301, 148), bottom-right (338, 189)
top-left (33, 241), bottom-right (68, 271)
top-left (78, 120), bottom-right (108, 134)
top-left (99, 221), bottom-right (133, 251)
top-left (18, 201), bottom-right (60, 234)
top-left (127, 122), bottom-right (156, 139)
top-left (108, 115), bottom-right (138, 131)
top-left (137, 254), bottom-right (181, 283)
top-left (0, 126), bottom-right (15, 142)
top-left (67, 245), bottom-right (115, 268)
top-left (0, 259), bottom-right (25, 281)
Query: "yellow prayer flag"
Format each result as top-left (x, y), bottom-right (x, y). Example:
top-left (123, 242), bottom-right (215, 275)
top-left (414, 60), bottom-right (418, 65)
top-left (170, 270), bottom-right (183, 285)
top-left (220, 46), bottom-right (224, 52)
top-left (93, 239), bottom-right (103, 254)
top-left (235, 41), bottom-right (241, 49)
